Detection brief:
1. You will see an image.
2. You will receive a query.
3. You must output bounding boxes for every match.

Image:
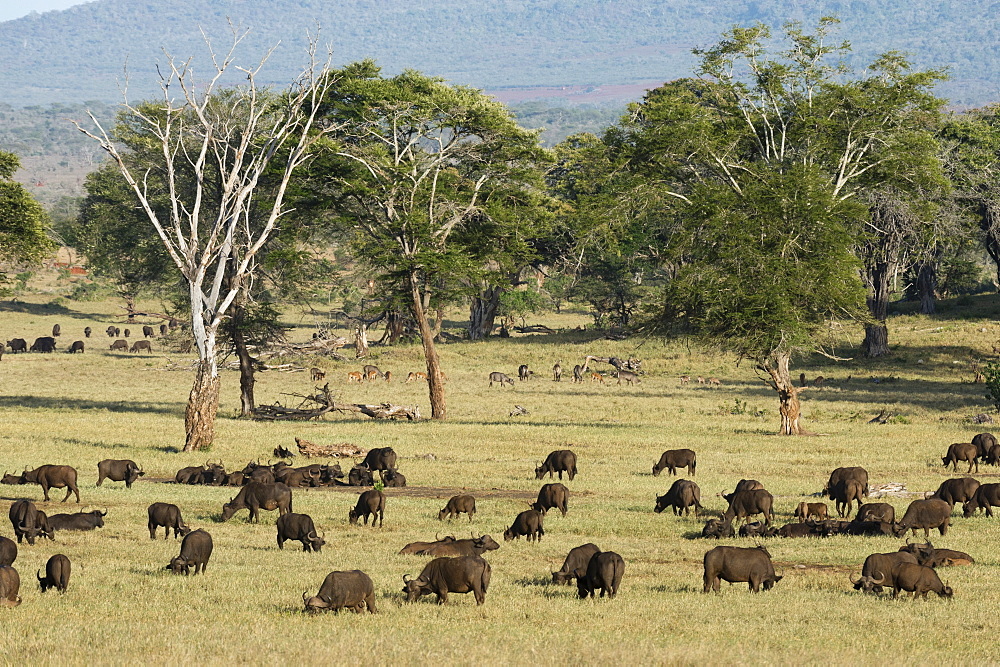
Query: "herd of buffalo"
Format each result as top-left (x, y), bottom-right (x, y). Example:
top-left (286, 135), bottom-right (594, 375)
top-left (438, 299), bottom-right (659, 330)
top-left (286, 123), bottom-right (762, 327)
top-left (1, 425), bottom-right (996, 609)
top-left (2, 322), bottom-right (168, 359)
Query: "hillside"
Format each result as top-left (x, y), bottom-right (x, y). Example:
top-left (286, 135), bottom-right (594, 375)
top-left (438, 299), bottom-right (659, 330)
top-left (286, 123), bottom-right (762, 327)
top-left (1, 0), bottom-right (999, 108)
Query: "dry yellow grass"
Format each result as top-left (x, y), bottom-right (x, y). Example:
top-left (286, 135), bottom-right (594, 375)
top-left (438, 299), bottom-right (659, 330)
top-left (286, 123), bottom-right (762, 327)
top-left (0, 289), bottom-right (999, 663)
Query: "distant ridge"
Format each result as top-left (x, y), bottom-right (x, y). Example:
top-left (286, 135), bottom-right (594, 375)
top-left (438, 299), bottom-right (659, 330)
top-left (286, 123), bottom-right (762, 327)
top-left (1, 0), bottom-right (999, 107)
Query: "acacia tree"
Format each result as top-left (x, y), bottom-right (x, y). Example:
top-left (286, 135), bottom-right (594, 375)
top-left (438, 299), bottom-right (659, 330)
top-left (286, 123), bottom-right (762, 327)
top-left (0, 150), bottom-right (56, 277)
top-left (614, 19), bottom-right (944, 434)
top-left (76, 31), bottom-right (336, 450)
top-left (314, 61), bottom-right (550, 419)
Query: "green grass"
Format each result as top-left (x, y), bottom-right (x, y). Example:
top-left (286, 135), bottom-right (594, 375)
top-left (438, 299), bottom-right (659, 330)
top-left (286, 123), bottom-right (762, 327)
top-left (2, 288), bottom-right (1000, 663)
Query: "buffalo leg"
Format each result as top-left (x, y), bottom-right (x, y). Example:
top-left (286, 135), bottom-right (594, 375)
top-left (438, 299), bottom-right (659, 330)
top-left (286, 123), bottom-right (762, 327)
top-left (148, 523), bottom-right (156, 540)
top-left (277, 535), bottom-right (284, 549)
top-left (41, 484), bottom-right (51, 501)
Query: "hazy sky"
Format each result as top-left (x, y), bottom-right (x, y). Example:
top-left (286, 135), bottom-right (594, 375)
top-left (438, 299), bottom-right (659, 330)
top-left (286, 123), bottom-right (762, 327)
top-left (0, 0), bottom-right (92, 23)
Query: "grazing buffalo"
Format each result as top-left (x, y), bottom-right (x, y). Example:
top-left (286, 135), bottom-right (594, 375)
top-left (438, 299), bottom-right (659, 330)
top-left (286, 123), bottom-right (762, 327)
top-left (6, 338), bottom-right (26, 353)
top-left (852, 551), bottom-right (918, 593)
top-left (143, 325), bottom-right (154, 337)
top-left (0, 566), bottom-right (21, 607)
top-left (361, 447), bottom-right (398, 481)
top-left (856, 503), bottom-right (895, 524)
top-left (489, 372), bottom-right (514, 388)
top-left (399, 535), bottom-right (457, 555)
top-left (96, 459), bottom-right (144, 488)
top-left (276, 513), bottom-right (325, 552)
top-left (160, 324), bottom-right (168, 335)
top-left (892, 563), bottom-right (953, 599)
top-left (613, 370), bottom-right (640, 385)
top-left (655, 479), bottom-right (702, 517)
top-left (109, 340), bottom-right (128, 351)
top-left (794, 502), bottom-right (829, 522)
top-left (503, 510), bottom-right (544, 542)
top-left (166, 529), bottom-right (213, 575)
top-left (349, 489), bottom-right (386, 528)
top-left (383, 469), bottom-right (406, 487)
top-left (984, 444), bottom-right (1000, 466)
top-left (701, 518), bottom-right (734, 539)
top-left (347, 465), bottom-right (374, 487)
top-left (37, 554), bottom-right (70, 593)
top-left (303, 570), bottom-right (377, 613)
top-left (824, 467), bottom-right (869, 499)
top-left (220, 482), bottom-right (293, 522)
top-left (942, 443), bottom-right (979, 473)
top-left (3, 465), bottom-right (80, 503)
top-left (577, 551), bottom-right (625, 599)
top-left (439, 495), bottom-right (476, 522)
top-left (533, 483), bottom-right (569, 517)
top-left (932, 477), bottom-right (980, 512)
top-left (30, 336), bottom-right (56, 352)
top-left (894, 498), bottom-right (951, 538)
top-left (963, 483), bottom-right (1000, 517)
top-left (652, 449), bottom-right (697, 476)
top-left (552, 543), bottom-right (601, 585)
top-left (734, 479), bottom-right (765, 493)
top-left (0, 537), bottom-right (15, 567)
top-left (518, 364), bottom-right (533, 380)
top-left (421, 534), bottom-right (501, 558)
top-left (130, 340), bottom-right (152, 353)
top-left (47, 509), bottom-right (106, 531)
top-left (9, 499), bottom-right (46, 545)
top-left (899, 542), bottom-right (975, 568)
top-left (722, 489), bottom-right (774, 527)
top-left (535, 450), bottom-right (578, 481)
top-left (973, 432), bottom-right (997, 459)
top-left (67, 341), bottom-right (84, 353)
top-left (147, 503), bottom-right (191, 540)
top-left (703, 545), bottom-right (782, 593)
top-left (403, 555), bottom-right (491, 605)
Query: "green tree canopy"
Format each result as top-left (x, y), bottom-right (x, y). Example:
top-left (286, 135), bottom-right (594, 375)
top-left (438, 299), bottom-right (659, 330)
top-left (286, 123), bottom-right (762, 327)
top-left (0, 150), bottom-right (55, 272)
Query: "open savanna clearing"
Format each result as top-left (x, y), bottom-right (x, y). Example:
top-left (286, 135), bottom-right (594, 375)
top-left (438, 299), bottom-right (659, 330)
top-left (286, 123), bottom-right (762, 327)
top-left (2, 293), bottom-right (1000, 663)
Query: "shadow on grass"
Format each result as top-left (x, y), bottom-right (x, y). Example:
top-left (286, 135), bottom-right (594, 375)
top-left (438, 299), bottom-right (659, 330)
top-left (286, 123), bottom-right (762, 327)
top-left (0, 300), bottom-right (109, 320)
top-left (0, 395), bottom-right (180, 414)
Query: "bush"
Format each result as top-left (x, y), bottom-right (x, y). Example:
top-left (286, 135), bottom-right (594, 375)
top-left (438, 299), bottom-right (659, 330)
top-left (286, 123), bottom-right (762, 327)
top-left (983, 360), bottom-right (1000, 412)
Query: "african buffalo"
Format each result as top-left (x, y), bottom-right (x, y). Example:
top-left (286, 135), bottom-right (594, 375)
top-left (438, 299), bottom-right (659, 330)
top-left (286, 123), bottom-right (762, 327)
top-left (0, 566), bottom-right (21, 606)
top-left (894, 498), bottom-right (951, 538)
top-left (503, 509), bottom-right (544, 542)
top-left (421, 534), bottom-right (501, 558)
top-left (701, 518), bottom-right (734, 539)
top-left (613, 370), bottom-right (640, 385)
top-left (174, 465), bottom-right (204, 485)
top-left (577, 551), bottom-right (625, 599)
top-left (143, 325), bottom-right (154, 337)
top-left (349, 489), bottom-right (385, 527)
top-left (852, 551), bottom-right (918, 593)
top-left (304, 570), bottom-right (377, 613)
top-left (843, 520), bottom-right (898, 536)
top-left (30, 336), bottom-right (56, 352)
top-left (794, 502), bottom-right (828, 522)
top-left (439, 495), bottom-right (476, 522)
top-left (8, 499), bottom-right (45, 545)
top-left (276, 513), bottom-right (325, 552)
top-left (47, 509), bottom-right (106, 531)
top-left (489, 372), bottom-right (514, 388)
top-left (96, 459), bottom-right (144, 488)
top-left (856, 502), bottom-right (895, 524)
top-left (3, 465), bottom-right (80, 502)
top-left (899, 541), bottom-right (975, 568)
top-left (518, 364), bottom-right (533, 380)
top-left (37, 554), bottom-right (70, 593)
top-left (147, 502), bottom-right (191, 540)
top-left (824, 467), bottom-right (869, 498)
top-left (84, 327), bottom-right (92, 338)
top-left (722, 489), bottom-right (774, 527)
top-left (130, 340), bottom-right (152, 353)
top-left (552, 543), bottom-right (601, 585)
top-left (830, 478), bottom-right (865, 518)
top-left (942, 443), bottom-right (979, 473)
top-left (0, 537), bottom-right (14, 567)
top-left (734, 479), bottom-right (765, 493)
top-left (361, 447), bottom-right (397, 481)
top-left (383, 469), bottom-right (407, 487)
top-left (533, 483), bottom-right (569, 516)
top-left (347, 465), bottom-right (374, 487)
top-left (535, 450), bottom-right (578, 481)
top-left (6, 338), bottom-right (26, 353)
top-left (973, 432), bottom-right (997, 459)
top-left (775, 522), bottom-right (818, 538)
top-left (398, 535), bottom-right (457, 555)
top-left (220, 482), bottom-right (293, 522)
top-left (892, 563), bottom-right (953, 599)
top-left (52, 324), bottom-right (60, 337)
top-left (963, 483), bottom-right (1000, 517)
top-left (166, 529), bottom-right (213, 575)
top-left (652, 449), bottom-right (696, 476)
top-left (932, 477), bottom-right (980, 512)
top-left (703, 545), bottom-right (782, 593)
top-left (67, 341), bottom-right (84, 353)
top-left (403, 555), bottom-right (491, 605)
top-left (109, 340), bottom-right (128, 351)
top-left (655, 479), bottom-right (702, 516)
top-left (740, 521), bottom-right (778, 537)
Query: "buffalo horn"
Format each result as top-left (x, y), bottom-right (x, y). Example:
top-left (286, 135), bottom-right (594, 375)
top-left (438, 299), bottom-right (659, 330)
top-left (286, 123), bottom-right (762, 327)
top-left (871, 571), bottom-right (886, 585)
top-left (101, 508), bottom-right (108, 516)
top-left (402, 574), bottom-right (412, 583)
top-left (302, 591), bottom-right (309, 603)
top-left (849, 573), bottom-right (861, 586)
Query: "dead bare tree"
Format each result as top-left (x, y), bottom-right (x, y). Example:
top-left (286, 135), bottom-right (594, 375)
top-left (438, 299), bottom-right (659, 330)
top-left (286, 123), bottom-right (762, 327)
top-left (75, 26), bottom-right (338, 450)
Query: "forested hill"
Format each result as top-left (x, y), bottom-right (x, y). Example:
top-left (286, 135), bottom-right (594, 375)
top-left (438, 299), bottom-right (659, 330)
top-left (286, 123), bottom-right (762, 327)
top-left (2, 0), bottom-right (999, 107)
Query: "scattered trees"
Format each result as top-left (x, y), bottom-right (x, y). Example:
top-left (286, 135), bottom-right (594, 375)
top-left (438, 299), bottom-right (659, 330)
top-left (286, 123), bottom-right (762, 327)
top-left (0, 150), bottom-right (55, 280)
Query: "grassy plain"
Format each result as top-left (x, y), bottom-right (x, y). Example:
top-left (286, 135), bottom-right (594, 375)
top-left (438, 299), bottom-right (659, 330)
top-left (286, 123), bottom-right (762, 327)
top-left (2, 287), bottom-right (1000, 664)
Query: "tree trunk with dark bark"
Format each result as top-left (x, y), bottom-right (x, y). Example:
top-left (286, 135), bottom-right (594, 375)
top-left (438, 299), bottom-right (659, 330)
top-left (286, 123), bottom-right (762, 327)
top-left (979, 201), bottom-right (1000, 286)
top-left (916, 261), bottom-right (937, 315)
top-left (862, 257), bottom-right (893, 357)
top-left (231, 302), bottom-right (256, 418)
top-left (184, 359), bottom-right (221, 451)
top-left (410, 271), bottom-right (445, 419)
top-left (468, 285), bottom-right (501, 340)
top-left (354, 324), bottom-right (369, 359)
top-left (759, 353), bottom-right (812, 436)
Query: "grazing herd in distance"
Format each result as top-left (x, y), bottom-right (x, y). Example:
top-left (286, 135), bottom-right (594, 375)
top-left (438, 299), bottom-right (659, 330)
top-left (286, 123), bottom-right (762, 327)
top-left (2, 322), bottom-right (173, 357)
top-left (2, 429), bottom-right (994, 610)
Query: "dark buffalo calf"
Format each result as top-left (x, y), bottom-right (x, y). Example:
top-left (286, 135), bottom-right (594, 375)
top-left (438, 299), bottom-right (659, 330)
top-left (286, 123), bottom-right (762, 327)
top-left (37, 554), bottom-right (70, 593)
top-left (147, 502), bottom-right (191, 540)
top-left (349, 489), bottom-right (385, 527)
top-left (304, 570), bottom-right (377, 613)
top-left (552, 543), bottom-right (600, 585)
top-left (439, 495), bottom-right (476, 522)
top-left (504, 509), bottom-right (544, 542)
top-left (403, 556), bottom-right (491, 605)
top-left (652, 449), bottom-right (696, 476)
top-left (166, 529), bottom-right (213, 575)
top-left (577, 551), bottom-right (625, 599)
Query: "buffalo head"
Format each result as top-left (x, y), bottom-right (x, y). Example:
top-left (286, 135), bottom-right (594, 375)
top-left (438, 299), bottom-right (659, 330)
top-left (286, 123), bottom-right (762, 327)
top-left (654, 494), bottom-right (670, 513)
top-left (402, 574), bottom-right (431, 602)
top-left (166, 556), bottom-right (195, 575)
top-left (303, 591), bottom-right (330, 613)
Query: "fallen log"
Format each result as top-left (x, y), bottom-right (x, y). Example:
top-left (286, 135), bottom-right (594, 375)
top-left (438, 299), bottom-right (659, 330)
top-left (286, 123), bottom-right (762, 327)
top-left (582, 355), bottom-right (642, 373)
top-left (515, 324), bottom-right (557, 334)
top-left (294, 437), bottom-right (367, 458)
top-left (252, 384), bottom-right (421, 422)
